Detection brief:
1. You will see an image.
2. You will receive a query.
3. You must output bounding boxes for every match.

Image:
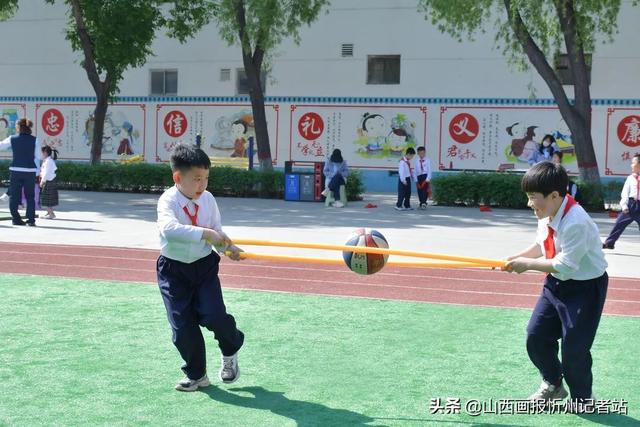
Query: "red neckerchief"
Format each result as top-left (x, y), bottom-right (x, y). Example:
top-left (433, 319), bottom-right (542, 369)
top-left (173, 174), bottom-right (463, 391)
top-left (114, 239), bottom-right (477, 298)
top-left (544, 195), bottom-right (577, 259)
top-left (182, 203), bottom-right (199, 226)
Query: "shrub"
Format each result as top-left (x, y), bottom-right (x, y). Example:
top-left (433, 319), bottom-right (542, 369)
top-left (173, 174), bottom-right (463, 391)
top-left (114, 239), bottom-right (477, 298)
top-left (0, 160), bottom-right (365, 201)
top-left (432, 171), bottom-right (610, 211)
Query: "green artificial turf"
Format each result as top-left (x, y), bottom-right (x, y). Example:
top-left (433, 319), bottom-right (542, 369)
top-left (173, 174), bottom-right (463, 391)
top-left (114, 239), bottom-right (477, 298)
top-left (0, 274), bottom-right (638, 426)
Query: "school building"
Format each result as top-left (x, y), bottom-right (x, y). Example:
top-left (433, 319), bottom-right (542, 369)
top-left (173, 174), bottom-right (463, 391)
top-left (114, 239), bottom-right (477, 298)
top-left (1, 0), bottom-right (639, 191)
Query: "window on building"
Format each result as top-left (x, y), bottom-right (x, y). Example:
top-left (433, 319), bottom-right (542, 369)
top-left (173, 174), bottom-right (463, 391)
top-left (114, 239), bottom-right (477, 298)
top-left (236, 68), bottom-right (267, 95)
top-left (554, 53), bottom-right (591, 86)
top-left (367, 55), bottom-right (400, 84)
top-left (150, 70), bottom-right (178, 95)
top-left (220, 68), bottom-right (231, 81)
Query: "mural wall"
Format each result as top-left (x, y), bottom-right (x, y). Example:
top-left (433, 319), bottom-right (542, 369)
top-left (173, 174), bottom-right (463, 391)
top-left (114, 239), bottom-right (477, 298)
top-left (1, 97), bottom-right (638, 178)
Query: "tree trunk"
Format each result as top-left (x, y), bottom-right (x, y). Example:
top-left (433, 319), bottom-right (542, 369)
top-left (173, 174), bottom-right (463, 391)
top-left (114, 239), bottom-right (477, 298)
top-left (245, 62), bottom-right (272, 170)
top-left (504, 0), bottom-right (603, 207)
top-left (91, 90), bottom-right (109, 165)
top-left (235, 0), bottom-right (272, 170)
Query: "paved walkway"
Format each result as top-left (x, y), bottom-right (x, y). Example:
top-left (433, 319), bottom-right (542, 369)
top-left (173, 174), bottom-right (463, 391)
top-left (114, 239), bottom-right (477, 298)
top-left (1, 187), bottom-right (638, 278)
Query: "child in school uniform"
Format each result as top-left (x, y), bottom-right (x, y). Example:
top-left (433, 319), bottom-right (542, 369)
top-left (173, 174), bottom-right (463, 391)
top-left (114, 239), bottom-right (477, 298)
top-left (39, 145), bottom-right (59, 219)
top-left (414, 146), bottom-right (431, 210)
top-left (504, 161), bottom-right (608, 410)
top-left (395, 147), bottom-right (416, 211)
top-left (157, 143), bottom-right (245, 392)
top-left (602, 154), bottom-right (640, 249)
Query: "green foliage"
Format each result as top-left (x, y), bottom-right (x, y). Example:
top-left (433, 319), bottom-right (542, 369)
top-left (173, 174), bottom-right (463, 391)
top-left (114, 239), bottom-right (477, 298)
top-left (573, 178), bottom-right (605, 212)
top-left (46, 0), bottom-right (162, 97)
top-left (46, 0), bottom-right (213, 98)
top-left (0, 0), bottom-right (17, 21)
top-left (431, 172), bottom-right (619, 211)
top-left (0, 160), bottom-right (364, 201)
top-left (433, 172), bottom-right (529, 209)
top-left (419, 0), bottom-right (625, 71)
top-left (215, 0), bottom-right (329, 53)
top-left (346, 169), bottom-right (365, 201)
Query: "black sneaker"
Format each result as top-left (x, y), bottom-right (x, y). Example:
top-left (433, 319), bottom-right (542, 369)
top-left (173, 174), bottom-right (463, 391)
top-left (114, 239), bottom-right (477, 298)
top-left (602, 243), bottom-right (614, 250)
top-left (12, 219), bottom-right (26, 226)
top-left (26, 221), bottom-right (36, 227)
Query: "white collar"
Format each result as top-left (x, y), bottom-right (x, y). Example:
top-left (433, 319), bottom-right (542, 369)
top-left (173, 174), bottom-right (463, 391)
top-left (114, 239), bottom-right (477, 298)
top-left (548, 196), bottom-right (570, 231)
top-left (175, 186), bottom-right (198, 209)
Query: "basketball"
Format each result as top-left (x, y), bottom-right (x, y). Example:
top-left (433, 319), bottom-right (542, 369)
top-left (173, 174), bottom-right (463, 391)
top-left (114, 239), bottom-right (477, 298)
top-left (343, 228), bottom-right (389, 275)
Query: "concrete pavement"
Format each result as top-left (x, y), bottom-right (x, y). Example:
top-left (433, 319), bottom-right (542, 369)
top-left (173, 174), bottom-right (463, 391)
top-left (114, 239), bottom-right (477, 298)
top-left (0, 187), bottom-right (638, 278)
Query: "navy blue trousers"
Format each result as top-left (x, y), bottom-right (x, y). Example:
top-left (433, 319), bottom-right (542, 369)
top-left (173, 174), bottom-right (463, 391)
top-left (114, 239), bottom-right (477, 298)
top-left (328, 174), bottom-right (345, 200)
top-left (9, 170), bottom-right (36, 223)
top-left (526, 273), bottom-right (608, 399)
top-left (157, 251), bottom-right (244, 380)
top-left (396, 178), bottom-right (411, 208)
top-left (604, 198), bottom-right (640, 247)
top-left (416, 174), bottom-right (429, 205)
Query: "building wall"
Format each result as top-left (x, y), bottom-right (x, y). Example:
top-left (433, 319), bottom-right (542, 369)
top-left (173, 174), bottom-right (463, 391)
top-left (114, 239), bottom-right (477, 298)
top-left (0, 1), bottom-right (639, 192)
top-left (1, 0), bottom-right (639, 99)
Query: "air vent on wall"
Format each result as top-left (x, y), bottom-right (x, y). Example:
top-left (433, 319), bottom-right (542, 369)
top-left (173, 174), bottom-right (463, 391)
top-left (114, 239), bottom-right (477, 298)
top-left (341, 43), bottom-right (354, 57)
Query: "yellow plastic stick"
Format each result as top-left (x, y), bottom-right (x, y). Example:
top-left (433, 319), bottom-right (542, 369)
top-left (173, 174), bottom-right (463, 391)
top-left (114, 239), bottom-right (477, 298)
top-left (226, 251), bottom-right (493, 269)
top-left (231, 239), bottom-right (505, 268)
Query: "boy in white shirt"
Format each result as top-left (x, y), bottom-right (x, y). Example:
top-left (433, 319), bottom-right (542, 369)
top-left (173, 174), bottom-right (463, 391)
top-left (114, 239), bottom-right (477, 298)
top-left (504, 161), bottom-right (608, 411)
top-left (157, 144), bottom-right (244, 392)
top-left (602, 154), bottom-right (640, 249)
top-left (395, 147), bottom-right (416, 211)
top-left (414, 146), bottom-right (431, 210)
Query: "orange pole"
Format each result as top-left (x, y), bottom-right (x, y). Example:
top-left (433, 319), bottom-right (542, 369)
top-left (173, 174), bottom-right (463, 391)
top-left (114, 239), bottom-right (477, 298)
top-left (231, 238), bottom-right (506, 268)
top-left (227, 251), bottom-right (494, 269)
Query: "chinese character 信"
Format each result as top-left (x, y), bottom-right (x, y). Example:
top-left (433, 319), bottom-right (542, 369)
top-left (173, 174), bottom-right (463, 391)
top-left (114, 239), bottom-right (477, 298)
top-left (166, 113), bottom-right (184, 135)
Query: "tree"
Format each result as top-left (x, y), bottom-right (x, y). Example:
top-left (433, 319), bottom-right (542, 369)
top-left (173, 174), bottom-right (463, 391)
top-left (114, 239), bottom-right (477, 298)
top-left (419, 0), bottom-right (635, 194)
top-left (48, 0), bottom-right (214, 164)
top-left (0, 0), bottom-right (17, 21)
top-left (215, 0), bottom-right (329, 169)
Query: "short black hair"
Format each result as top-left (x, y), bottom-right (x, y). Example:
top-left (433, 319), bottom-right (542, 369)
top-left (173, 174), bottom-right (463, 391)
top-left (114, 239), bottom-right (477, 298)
top-left (633, 154), bottom-right (640, 162)
top-left (521, 161), bottom-right (567, 197)
top-left (170, 144), bottom-right (211, 173)
top-left (405, 147), bottom-right (416, 155)
top-left (417, 146), bottom-right (425, 152)
top-left (552, 151), bottom-right (563, 162)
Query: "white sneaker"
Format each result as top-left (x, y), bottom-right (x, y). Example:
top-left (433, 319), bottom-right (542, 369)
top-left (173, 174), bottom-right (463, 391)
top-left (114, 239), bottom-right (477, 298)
top-left (528, 380), bottom-right (569, 402)
top-left (333, 201), bottom-right (344, 208)
top-left (175, 374), bottom-right (210, 392)
top-left (420, 203), bottom-right (428, 210)
top-left (219, 353), bottom-right (240, 384)
top-left (0, 193), bottom-right (8, 202)
top-left (321, 188), bottom-right (330, 197)
top-left (394, 206), bottom-right (403, 211)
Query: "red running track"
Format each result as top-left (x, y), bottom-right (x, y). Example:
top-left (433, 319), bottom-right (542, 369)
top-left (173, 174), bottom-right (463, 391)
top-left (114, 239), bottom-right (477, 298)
top-left (0, 242), bottom-right (638, 317)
